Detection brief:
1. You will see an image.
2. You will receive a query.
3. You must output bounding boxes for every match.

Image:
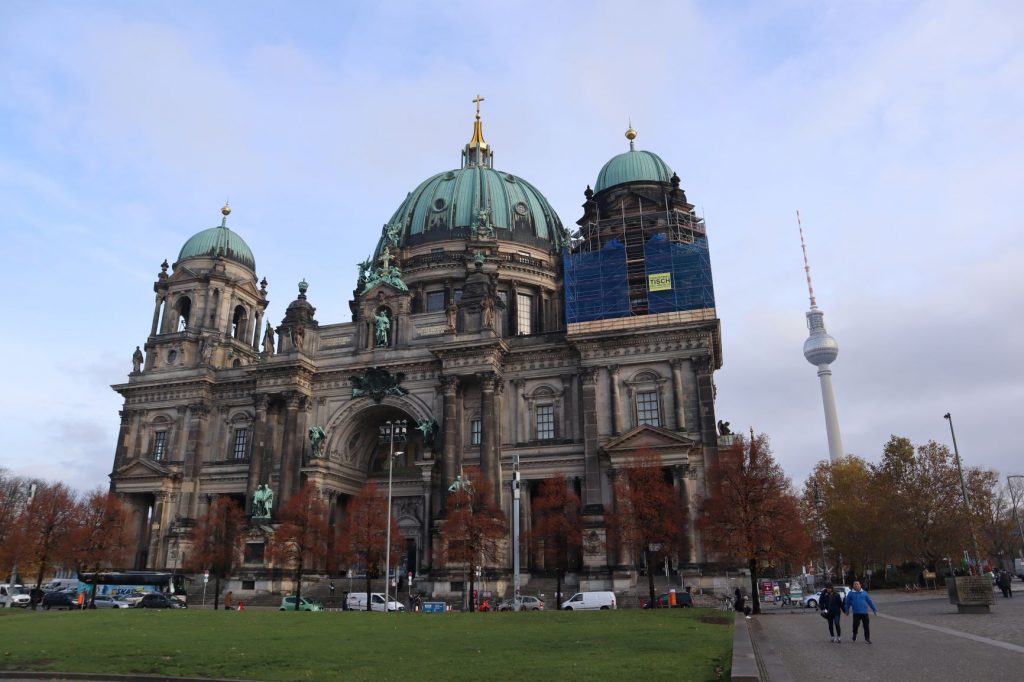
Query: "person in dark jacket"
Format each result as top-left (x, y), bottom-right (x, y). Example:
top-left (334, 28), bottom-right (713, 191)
top-left (819, 584), bottom-right (845, 643)
top-left (733, 587), bottom-right (745, 613)
top-left (842, 581), bottom-right (878, 643)
top-left (996, 570), bottom-right (1013, 598)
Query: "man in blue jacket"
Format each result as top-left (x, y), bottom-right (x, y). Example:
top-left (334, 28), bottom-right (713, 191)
top-left (842, 580), bottom-right (878, 643)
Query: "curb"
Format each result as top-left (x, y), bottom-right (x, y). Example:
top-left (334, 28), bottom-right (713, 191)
top-left (731, 616), bottom-right (759, 682)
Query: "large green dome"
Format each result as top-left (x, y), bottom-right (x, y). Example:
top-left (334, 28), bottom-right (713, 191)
top-left (177, 224), bottom-right (256, 271)
top-left (594, 130), bottom-right (675, 192)
top-left (375, 111), bottom-right (565, 256)
top-left (383, 165), bottom-right (565, 253)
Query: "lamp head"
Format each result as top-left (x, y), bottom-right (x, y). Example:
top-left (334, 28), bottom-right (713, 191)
top-left (943, 413), bottom-right (951, 420)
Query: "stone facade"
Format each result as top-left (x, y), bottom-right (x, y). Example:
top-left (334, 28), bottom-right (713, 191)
top-left (109, 119), bottom-right (722, 588)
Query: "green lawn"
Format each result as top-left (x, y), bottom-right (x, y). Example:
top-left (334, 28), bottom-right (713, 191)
top-left (0, 608), bottom-right (732, 681)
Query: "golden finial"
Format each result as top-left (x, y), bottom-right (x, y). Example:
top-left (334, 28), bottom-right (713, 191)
top-left (468, 94), bottom-right (488, 150)
top-left (221, 201), bottom-right (231, 217)
top-left (625, 121), bottom-right (637, 150)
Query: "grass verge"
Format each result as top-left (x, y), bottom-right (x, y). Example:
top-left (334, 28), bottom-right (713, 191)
top-left (0, 607), bottom-right (732, 681)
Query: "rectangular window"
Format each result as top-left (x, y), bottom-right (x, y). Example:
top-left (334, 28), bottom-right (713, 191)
top-left (152, 431), bottom-right (167, 460)
top-left (516, 293), bottom-right (532, 335)
top-left (244, 543), bottom-right (265, 564)
top-left (470, 419), bottom-right (482, 445)
top-left (453, 289), bottom-right (463, 302)
top-left (233, 428), bottom-right (248, 459)
top-left (536, 404), bottom-right (555, 440)
top-left (636, 391), bottom-right (661, 427)
top-left (426, 291), bottom-right (445, 312)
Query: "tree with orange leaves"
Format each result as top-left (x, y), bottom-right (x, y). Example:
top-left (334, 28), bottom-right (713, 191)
top-left (530, 477), bottom-right (582, 609)
top-left (441, 467), bottom-right (506, 612)
top-left (700, 433), bottom-right (811, 614)
top-left (267, 483), bottom-right (330, 610)
top-left (186, 495), bottom-right (246, 610)
top-left (607, 449), bottom-right (686, 610)
top-left (338, 480), bottom-right (402, 611)
top-left (15, 482), bottom-right (77, 607)
top-left (69, 488), bottom-right (132, 606)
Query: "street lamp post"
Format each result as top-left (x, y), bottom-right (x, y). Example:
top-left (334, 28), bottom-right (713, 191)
top-left (380, 419), bottom-right (407, 614)
top-left (944, 413), bottom-right (982, 573)
top-left (512, 454), bottom-right (521, 612)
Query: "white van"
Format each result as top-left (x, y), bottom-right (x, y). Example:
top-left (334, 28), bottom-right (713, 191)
top-left (346, 592), bottom-right (405, 612)
top-left (0, 584), bottom-right (31, 608)
top-left (43, 578), bottom-right (79, 593)
top-left (561, 591), bottom-right (617, 610)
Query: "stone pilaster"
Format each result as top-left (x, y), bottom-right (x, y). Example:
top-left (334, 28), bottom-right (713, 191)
top-left (479, 372), bottom-right (500, 502)
top-left (608, 365), bottom-right (621, 435)
top-left (670, 358), bottom-right (686, 431)
top-left (579, 367), bottom-right (603, 513)
top-left (440, 375), bottom-right (460, 502)
top-left (246, 394), bottom-right (269, 515)
top-left (278, 392), bottom-right (303, 507)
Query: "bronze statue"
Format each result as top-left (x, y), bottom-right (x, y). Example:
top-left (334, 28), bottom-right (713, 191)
top-left (717, 420), bottom-right (732, 436)
top-left (375, 310), bottom-right (391, 346)
top-left (308, 426), bottom-right (326, 458)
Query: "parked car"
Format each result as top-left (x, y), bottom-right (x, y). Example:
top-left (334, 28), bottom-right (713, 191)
top-left (41, 591), bottom-right (81, 610)
top-left (137, 592), bottom-right (187, 609)
top-left (803, 586), bottom-right (850, 609)
top-left (561, 591), bottom-right (617, 610)
top-left (497, 596), bottom-right (545, 611)
top-left (90, 595), bottom-right (131, 609)
top-left (279, 596), bottom-right (323, 612)
top-left (641, 592), bottom-right (694, 609)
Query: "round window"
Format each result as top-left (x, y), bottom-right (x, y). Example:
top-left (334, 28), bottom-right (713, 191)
top-left (433, 197), bottom-right (447, 211)
top-left (514, 202), bottom-right (529, 216)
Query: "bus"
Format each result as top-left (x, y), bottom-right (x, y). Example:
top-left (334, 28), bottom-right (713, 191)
top-left (78, 571), bottom-right (190, 605)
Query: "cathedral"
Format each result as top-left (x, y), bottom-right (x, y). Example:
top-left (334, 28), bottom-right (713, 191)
top-left (109, 103), bottom-right (723, 594)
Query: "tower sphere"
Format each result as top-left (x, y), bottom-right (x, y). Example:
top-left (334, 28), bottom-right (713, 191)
top-left (803, 330), bottom-right (839, 366)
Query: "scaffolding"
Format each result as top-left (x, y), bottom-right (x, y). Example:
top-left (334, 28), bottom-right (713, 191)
top-left (564, 198), bottom-right (715, 326)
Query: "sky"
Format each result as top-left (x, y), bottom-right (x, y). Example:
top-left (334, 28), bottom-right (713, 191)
top-left (0, 0), bottom-right (1021, 493)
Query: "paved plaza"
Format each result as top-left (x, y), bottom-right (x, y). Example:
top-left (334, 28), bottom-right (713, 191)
top-left (748, 587), bottom-right (1023, 681)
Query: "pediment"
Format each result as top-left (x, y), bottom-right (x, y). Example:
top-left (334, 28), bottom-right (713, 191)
top-left (602, 424), bottom-right (697, 454)
top-left (114, 457), bottom-right (174, 479)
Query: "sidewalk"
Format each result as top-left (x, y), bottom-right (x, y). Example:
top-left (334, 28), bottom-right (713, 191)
top-left (747, 588), bottom-right (1023, 681)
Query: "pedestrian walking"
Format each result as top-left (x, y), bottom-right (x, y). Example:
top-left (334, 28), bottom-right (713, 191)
top-left (842, 580), bottom-right (878, 643)
top-left (329, 581), bottom-right (336, 603)
top-left (733, 587), bottom-right (746, 613)
top-left (996, 570), bottom-right (1013, 598)
top-left (819, 584), bottom-right (845, 643)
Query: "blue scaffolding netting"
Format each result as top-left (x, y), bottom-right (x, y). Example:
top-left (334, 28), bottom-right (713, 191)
top-left (564, 234), bottom-right (715, 325)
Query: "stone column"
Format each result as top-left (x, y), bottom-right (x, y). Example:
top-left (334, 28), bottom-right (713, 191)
top-left (252, 309), bottom-right (264, 349)
top-left (111, 410), bottom-right (132, 480)
top-left (579, 367), bottom-right (602, 513)
top-left (608, 365), bottom-right (621, 435)
top-left (510, 378), bottom-right (522, 444)
top-left (693, 354), bottom-right (718, 469)
top-left (278, 392), bottom-right (303, 507)
top-left (245, 394), bottom-right (269, 515)
top-left (440, 376), bottom-right (460, 500)
top-left (559, 374), bottom-right (573, 440)
top-left (480, 372), bottom-right (500, 502)
top-left (150, 294), bottom-right (164, 336)
top-left (184, 403), bottom-right (208, 478)
top-left (418, 463), bottom-right (433, 571)
top-left (670, 358), bottom-right (686, 431)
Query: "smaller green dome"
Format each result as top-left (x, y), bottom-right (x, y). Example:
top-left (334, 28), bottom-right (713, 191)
top-left (177, 225), bottom-right (256, 271)
top-left (595, 149), bottom-right (675, 193)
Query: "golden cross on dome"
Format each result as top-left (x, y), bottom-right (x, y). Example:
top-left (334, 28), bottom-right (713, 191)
top-left (473, 94), bottom-right (485, 119)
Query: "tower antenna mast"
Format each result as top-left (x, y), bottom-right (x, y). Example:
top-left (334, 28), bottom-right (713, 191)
top-left (797, 210), bottom-right (816, 308)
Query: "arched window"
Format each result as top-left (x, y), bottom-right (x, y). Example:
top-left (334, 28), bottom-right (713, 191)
top-left (231, 305), bottom-right (248, 340)
top-left (176, 297), bottom-right (192, 332)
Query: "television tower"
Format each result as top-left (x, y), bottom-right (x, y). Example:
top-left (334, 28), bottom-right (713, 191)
top-left (798, 211), bottom-right (844, 462)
